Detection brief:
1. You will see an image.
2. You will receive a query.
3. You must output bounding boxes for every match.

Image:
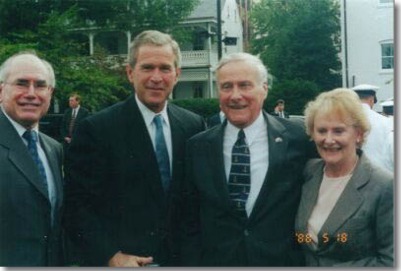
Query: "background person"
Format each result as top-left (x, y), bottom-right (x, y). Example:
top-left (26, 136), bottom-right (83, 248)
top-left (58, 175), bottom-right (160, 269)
top-left (60, 93), bottom-right (89, 147)
top-left (180, 52), bottom-right (316, 266)
top-left (352, 84), bottom-right (393, 173)
top-left (64, 30), bottom-right (205, 267)
top-left (271, 99), bottom-right (289, 118)
top-left (206, 109), bottom-right (225, 128)
top-left (0, 51), bottom-right (64, 266)
top-left (295, 88), bottom-right (393, 266)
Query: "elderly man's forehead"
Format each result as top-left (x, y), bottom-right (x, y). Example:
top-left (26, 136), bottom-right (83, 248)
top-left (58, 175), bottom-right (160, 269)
top-left (8, 55), bottom-right (49, 77)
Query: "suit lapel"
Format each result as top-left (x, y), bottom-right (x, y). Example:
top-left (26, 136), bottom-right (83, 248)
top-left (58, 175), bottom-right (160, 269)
top-left (207, 124), bottom-right (232, 205)
top-left (249, 113), bottom-right (289, 220)
top-left (168, 105), bottom-right (186, 188)
top-left (0, 111), bottom-right (50, 200)
top-left (40, 135), bottom-right (63, 208)
top-left (297, 162), bottom-right (324, 233)
top-left (123, 97), bottom-right (165, 201)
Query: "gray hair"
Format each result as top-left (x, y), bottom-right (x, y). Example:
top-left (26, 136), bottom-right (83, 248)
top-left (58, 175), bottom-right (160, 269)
top-left (127, 30), bottom-right (181, 68)
top-left (215, 52), bottom-right (268, 85)
top-left (0, 50), bottom-right (56, 88)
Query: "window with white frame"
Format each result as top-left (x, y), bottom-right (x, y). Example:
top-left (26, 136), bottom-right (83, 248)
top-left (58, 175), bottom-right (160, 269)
top-left (381, 42), bottom-right (394, 69)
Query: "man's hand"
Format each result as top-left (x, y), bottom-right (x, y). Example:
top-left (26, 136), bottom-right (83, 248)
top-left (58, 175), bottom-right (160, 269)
top-left (64, 137), bottom-right (71, 143)
top-left (108, 251), bottom-right (154, 267)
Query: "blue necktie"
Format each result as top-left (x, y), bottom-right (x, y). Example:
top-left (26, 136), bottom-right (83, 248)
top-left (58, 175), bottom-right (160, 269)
top-left (154, 115), bottom-right (171, 192)
top-left (228, 129), bottom-right (250, 213)
top-left (23, 130), bottom-right (48, 193)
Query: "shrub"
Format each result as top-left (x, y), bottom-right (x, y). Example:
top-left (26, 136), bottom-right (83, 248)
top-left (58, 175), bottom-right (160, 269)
top-left (171, 98), bottom-right (220, 119)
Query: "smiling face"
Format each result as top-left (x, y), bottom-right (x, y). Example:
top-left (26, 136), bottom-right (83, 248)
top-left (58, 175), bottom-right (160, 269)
top-left (217, 60), bottom-right (267, 129)
top-left (0, 55), bottom-right (53, 129)
top-left (126, 44), bottom-right (180, 113)
top-left (312, 112), bottom-right (362, 171)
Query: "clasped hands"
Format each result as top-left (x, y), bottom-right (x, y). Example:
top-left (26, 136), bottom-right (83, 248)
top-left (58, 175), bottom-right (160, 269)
top-left (108, 251), bottom-right (155, 267)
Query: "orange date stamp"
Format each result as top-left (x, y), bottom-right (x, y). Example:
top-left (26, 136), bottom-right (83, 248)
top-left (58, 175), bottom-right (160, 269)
top-left (295, 232), bottom-right (348, 244)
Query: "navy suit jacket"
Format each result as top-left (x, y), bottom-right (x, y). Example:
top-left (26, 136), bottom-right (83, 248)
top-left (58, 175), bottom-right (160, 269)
top-left (206, 113), bottom-right (222, 128)
top-left (60, 106), bottom-right (90, 139)
top-left (181, 111), bottom-right (316, 266)
top-left (295, 152), bottom-right (393, 266)
top-left (64, 95), bottom-right (205, 266)
top-left (0, 110), bottom-right (64, 266)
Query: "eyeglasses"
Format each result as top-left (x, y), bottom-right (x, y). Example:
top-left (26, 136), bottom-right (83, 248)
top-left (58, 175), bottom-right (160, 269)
top-left (3, 79), bottom-right (50, 92)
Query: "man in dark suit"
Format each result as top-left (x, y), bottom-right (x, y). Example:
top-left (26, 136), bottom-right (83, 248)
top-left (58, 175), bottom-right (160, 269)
top-left (206, 110), bottom-right (225, 128)
top-left (180, 52), bottom-right (316, 266)
top-left (0, 51), bottom-right (64, 266)
top-left (64, 30), bottom-right (205, 267)
top-left (271, 99), bottom-right (289, 118)
top-left (60, 93), bottom-right (89, 148)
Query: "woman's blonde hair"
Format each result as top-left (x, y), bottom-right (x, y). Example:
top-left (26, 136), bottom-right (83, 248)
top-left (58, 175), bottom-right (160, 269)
top-left (304, 88), bottom-right (370, 148)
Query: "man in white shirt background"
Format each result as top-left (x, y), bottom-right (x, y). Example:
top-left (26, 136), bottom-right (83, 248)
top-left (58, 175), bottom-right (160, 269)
top-left (352, 84), bottom-right (393, 173)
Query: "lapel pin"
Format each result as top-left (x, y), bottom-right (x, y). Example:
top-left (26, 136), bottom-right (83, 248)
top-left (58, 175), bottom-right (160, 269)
top-left (275, 137), bottom-right (283, 143)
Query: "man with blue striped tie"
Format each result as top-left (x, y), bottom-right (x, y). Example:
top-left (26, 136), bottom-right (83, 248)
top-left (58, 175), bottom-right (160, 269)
top-left (181, 52), bottom-right (317, 266)
top-left (63, 30), bottom-right (205, 267)
top-left (0, 51), bottom-right (64, 266)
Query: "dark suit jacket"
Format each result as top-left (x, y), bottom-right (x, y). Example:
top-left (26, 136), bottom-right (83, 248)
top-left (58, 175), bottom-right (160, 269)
top-left (64, 95), bottom-right (205, 266)
top-left (295, 152), bottom-right (393, 266)
top-left (181, 111), bottom-right (316, 266)
top-left (206, 113), bottom-right (222, 128)
top-left (60, 106), bottom-right (90, 139)
top-left (0, 110), bottom-right (64, 266)
top-left (270, 111), bottom-right (289, 118)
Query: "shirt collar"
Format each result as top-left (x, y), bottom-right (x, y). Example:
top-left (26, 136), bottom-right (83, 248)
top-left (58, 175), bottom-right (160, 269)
top-left (226, 111), bottom-right (265, 145)
top-left (135, 94), bottom-right (170, 128)
top-left (1, 107), bottom-right (39, 137)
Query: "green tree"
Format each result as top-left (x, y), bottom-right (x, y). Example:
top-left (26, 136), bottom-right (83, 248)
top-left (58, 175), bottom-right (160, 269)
top-left (264, 79), bottom-right (320, 115)
top-left (251, 0), bottom-right (341, 91)
top-left (0, 0), bottom-right (200, 111)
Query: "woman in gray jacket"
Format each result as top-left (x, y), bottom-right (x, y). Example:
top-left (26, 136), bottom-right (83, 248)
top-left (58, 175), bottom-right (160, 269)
top-left (295, 88), bottom-right (393, 267)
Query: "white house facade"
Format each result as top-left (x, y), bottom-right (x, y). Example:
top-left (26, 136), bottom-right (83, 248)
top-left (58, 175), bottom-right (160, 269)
top-left (174, 0), bottom-right (244, 99)
top-left (69, 0), bottom-right (244, 100)
top-left (340, 0), bottom-right (394, 111)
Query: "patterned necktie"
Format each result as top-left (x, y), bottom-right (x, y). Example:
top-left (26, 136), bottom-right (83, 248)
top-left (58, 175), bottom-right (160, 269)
top-left (68, 109), bottom-right (76, 137)
top-left (23, 130), bottom-right (48, 193)
top-left (153, 115), bottom-right (171, 192)
top-left (228, 129), bottom-right (250, 213)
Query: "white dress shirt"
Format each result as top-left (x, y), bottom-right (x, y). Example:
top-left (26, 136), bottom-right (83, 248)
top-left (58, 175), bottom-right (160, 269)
top-left (361, 103), bottom-right (393, 173)
top-left (72, 105), bottom-right (80, 118)
top-left (224, 112), bottom-right (269, 217)
top-left (135, 94), bottom-right (173, 172)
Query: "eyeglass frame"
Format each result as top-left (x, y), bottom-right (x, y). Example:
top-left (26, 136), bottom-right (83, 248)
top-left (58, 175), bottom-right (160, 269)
top-left (1, 78), bottom-right (52, 93)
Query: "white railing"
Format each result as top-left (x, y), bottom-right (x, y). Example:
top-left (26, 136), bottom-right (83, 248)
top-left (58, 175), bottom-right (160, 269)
top-left (89, 50), bottom-right (219, 69)
top-left (181, 50), bottom-right (218, 67)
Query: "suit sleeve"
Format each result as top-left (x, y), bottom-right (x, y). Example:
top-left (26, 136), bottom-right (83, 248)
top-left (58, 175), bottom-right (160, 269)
top-left (63, 118), bottom-right (119, 265)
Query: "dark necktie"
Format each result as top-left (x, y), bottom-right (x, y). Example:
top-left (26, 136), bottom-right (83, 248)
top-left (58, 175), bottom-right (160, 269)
top-left (228, 129), bottom-right (250, 213)
top-left (23, 130), bottom-right (48, 193)
top-left (68, 109), bottom-right (76, 137)
top-left (153, 115), bottom-right (171, 192)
